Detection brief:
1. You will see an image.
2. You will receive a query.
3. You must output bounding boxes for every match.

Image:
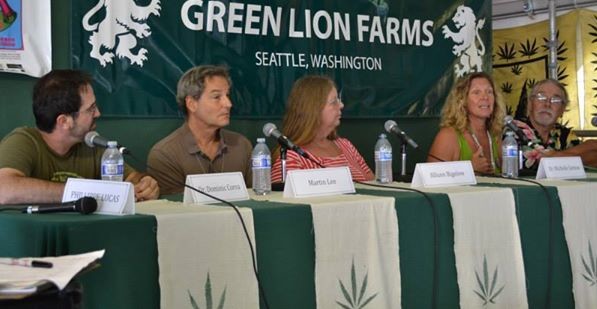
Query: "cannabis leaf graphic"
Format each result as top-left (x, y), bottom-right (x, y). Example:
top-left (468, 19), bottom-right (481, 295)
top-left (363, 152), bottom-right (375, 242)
top-left (589, 15), bottom-right (597, 43)
top-left (500, 82), bottom-right (513, 94)
top-left (496, 43), bottom-right (516, 61)
top-left (188, 272), bottom-right (227, 309)
top-left (581, 241), bottom-right (597, 286)
top-left (510, 65), bottom-right (522, 75)
top-left (336, 260), bottom-right (378, 309)
top-left (473, 255), bottom-right (505, 306)
top-left (519, 39), bottom-right (539, 58)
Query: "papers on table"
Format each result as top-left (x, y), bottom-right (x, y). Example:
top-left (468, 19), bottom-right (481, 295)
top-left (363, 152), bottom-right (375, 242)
top-left (0, 250), bottom-right (104, 299)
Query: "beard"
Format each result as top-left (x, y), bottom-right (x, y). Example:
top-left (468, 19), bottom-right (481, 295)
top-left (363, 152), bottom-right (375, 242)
top-left (532, 110), bottom-right (557, 127)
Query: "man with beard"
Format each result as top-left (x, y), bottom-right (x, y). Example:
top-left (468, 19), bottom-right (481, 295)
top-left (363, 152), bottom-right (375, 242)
top-left (0, 70), bottom-right (159, 204)
top-left (516, 79), bottom-right (597, 169)
top-left (147, 65), bottom-right (252, 194)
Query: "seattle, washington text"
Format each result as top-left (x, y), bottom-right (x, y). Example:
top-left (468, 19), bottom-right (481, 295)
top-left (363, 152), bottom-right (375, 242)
top-left (255, 52), bottom-right (382, 71)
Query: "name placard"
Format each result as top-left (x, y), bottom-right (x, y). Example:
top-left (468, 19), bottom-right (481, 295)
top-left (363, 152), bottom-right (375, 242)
top-left (283, 167), bottom-right (355, 198)
top-left (536, 156), bottom-right (586, 180)
top-left (183, 172), bottom-right (249, 204)
top-left (63, 178), bottom-right (135, 215)
top-left (411, 161), bottom-right (476, 188)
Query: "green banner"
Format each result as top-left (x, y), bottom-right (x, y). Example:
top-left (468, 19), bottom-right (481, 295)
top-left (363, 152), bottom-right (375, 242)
top-left (72, 0), bottom-right (491, 118)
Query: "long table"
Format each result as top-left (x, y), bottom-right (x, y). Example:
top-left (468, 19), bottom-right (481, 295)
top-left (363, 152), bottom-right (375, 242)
top-left (0, 180), bottom-right (581, 308)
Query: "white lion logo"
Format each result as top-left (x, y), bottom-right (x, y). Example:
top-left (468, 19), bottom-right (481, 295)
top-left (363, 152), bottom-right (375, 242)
top-left (441, 5), bottom-right (485, 77)
top-left (82, 0), bottom-right (161, 67)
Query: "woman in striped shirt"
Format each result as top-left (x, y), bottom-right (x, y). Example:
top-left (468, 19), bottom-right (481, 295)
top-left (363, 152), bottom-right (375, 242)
top-left (271, 75), bottom-right (374, 183)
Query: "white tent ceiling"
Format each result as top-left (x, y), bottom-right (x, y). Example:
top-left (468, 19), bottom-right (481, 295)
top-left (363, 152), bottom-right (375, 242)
top-left (493, 0), bottom-right (597, 20)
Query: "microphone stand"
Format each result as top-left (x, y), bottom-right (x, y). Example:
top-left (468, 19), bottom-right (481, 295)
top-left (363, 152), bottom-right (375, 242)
top-left (394, 138), bottom-right (413, 183)
top-left (280, 146), bottom-right (288, 183)
top-left (271, 146), bottom-right (288, 192)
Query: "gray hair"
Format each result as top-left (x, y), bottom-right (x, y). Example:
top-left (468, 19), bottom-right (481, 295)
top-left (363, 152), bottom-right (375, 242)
top-left (529, 79), bottom-right (569, 106)
top-left (176, 65), bottom-right (231, 115)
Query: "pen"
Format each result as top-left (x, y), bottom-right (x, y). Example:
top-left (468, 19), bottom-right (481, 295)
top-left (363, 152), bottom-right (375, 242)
top-left (0, 258), bottom-right (53, 268)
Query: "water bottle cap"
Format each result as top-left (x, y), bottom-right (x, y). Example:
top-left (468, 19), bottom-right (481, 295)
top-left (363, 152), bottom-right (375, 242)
top-left (256, 138), bottom-right (265, 143)
top-left (107, 141), bottom-right (117, 147)
top-left (379, 133), bottom-right (387, 138)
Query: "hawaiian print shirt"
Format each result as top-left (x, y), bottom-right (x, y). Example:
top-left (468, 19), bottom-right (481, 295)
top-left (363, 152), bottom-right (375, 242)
top-left (518, 117), bottom-right (580, 170)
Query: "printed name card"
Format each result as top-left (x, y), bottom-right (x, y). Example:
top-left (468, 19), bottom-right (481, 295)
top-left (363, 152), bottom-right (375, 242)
top-left (536, 156), bottom-right (586, 180)
top-left (63, 178), bottom-right (134, 215)
top-left (283, 167), bottom-right (355, 198)
top-left (411, 161), bottom-right (476, 188)
top-left (183, 172), bottom-right (249, 204)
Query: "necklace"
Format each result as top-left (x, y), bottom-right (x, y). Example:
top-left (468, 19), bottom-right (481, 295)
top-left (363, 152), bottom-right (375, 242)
top-left (469, 129), bottom-right (496, 170)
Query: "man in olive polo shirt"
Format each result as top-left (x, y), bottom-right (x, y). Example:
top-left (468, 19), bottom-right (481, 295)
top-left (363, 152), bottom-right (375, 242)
top-left (147, 65), bottom-right (252, 195)
top-left (0, 69), bottom-right (160, 204)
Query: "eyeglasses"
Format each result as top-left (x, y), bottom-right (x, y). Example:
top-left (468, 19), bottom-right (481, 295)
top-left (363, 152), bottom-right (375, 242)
top-left (327, 97), bottom-right (342, 105)
top-left (72, 104), bottom-right (98, 117)
top-left (533, 93), bottom-right (565, 106)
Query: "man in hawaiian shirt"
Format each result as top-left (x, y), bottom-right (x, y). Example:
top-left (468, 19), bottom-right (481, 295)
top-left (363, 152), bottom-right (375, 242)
top-left (516, 79), bottom-right (597, 169)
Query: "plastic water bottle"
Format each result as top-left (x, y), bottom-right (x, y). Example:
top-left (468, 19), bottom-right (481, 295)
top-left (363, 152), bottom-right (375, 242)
top-left (101, 141), bottom-right (124, 181)
top-left (502, 131), bottom-right (519, 178)
top-left (252, 138), bottom-right (271, 195)
top-left (374, 133), bottom-right (393, 183)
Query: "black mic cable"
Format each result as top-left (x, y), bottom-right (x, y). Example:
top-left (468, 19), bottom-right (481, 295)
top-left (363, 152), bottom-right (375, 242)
top-left (125, 153), bottom-right (271, 309)
top-left (476, 173), bottom-right (555, 307)
top-left (355, 180), bottom-right (440, 309)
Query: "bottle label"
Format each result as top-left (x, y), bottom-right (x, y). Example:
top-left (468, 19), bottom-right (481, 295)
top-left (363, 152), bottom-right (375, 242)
top-left (252, 155), bottom-right (271, 169)
top-left (502, 146), bottom-right (518, 157)
top-left (102, 163), bottom-right (124, 175)
top-left (375, 150), bottom-right (392, 161)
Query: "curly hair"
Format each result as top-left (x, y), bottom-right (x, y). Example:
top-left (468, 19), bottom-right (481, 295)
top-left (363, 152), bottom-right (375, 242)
top-left (440, 72), bottom-right (506, 137)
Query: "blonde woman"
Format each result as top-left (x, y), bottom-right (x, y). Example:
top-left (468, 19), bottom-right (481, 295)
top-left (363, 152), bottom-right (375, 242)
top-left (271, 75), bottom-right (374, 183)
top-left (427, 72), bottom-right (506, 174)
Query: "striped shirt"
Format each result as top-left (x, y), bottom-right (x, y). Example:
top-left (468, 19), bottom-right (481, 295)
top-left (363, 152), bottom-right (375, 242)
top-left (271, 137), bottom-right (373, 183)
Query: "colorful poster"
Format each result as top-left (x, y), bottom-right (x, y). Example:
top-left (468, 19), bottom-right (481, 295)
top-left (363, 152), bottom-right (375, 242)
top-left (72, 0), bottom-right (491, 118)
top-left (0, 0), bottom-right (51, 77)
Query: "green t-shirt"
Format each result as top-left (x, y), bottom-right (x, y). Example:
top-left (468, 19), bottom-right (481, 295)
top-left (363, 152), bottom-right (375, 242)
top-left (0, 127), bottom-right (134, 182)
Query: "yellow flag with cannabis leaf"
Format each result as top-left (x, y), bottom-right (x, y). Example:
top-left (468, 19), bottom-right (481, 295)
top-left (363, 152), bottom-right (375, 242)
top-left (493, 11), bottom-right (579, 129)
top-left (580, 9), bottom-right (597, 128)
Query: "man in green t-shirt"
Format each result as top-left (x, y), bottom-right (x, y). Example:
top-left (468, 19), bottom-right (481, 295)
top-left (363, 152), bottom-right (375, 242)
top-left (0, 70), bottom-right (159, 204)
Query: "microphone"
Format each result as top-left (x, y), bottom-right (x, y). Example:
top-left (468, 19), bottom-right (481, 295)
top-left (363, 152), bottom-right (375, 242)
top-left (504, 116), bottom-right (531, 146)
top-left (23, 197), bottom-right (98, 215)
top-left (262, 123), bottom-right (308, 158)
top-left (591, 116), bottom-right (597, 127)
top-left (384, 120), bottom-right (419, 149)
top-left (84, 131), bottom-right (130, 154)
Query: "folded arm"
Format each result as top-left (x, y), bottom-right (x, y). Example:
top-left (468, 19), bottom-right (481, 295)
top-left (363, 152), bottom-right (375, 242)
top-left (0, 168), bottom-right (65, 204)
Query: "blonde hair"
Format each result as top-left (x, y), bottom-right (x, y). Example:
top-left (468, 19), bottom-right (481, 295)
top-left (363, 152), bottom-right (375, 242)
top-left (440, 72), bottom-right (505, 136)
top-left (273, 75), bottom-right (337, 159)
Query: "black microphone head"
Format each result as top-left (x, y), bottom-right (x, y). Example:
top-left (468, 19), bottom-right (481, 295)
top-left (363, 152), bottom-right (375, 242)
top-left (262, 123), bottom-right (277, 137)
top-left (84, 131), bottom-right (100, 148)
top-left (384, 120), bottom-right (397, 133)
top-left (74, 197), bottom-right (98, 215)
top-left (592, 116), bottom-right (597, 127)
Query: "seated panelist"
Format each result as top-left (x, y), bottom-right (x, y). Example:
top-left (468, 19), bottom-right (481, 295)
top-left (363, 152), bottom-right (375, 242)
top-left (513, 78), bottom-right (597, 168)
top-left (0, 70), bottom-right (159, 204)
top-left (271, 75), bottom-right (374, 183)
top-left (427, 72), bottom-right (506, 174)
top-left (147, 65), bottom-right (252, 195)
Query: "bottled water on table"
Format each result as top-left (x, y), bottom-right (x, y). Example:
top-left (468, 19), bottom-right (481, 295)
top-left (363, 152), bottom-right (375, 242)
top-left (252, 138), bottom-right (271, 195)
top-left (101, 141), bottom-right (124, 181)
top-left (502, 131), bottom-right (518, 178)
top-left (374, 133), bottom-right (393, 183)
